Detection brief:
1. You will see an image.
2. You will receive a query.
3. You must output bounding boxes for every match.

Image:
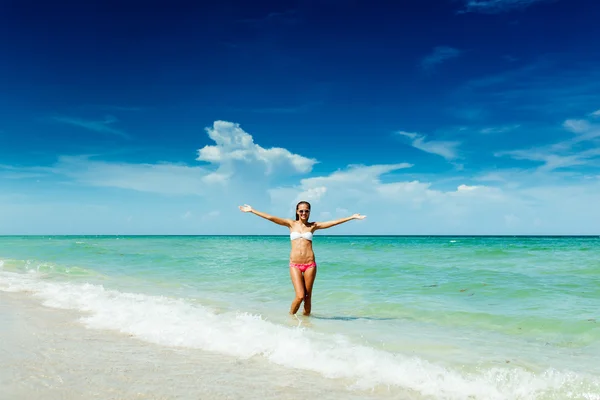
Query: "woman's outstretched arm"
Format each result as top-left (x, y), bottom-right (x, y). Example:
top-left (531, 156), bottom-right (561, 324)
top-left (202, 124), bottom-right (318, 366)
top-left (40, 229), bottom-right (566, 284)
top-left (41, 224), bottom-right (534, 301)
top-left (314, 214), bottom-right (366, 230)
top-left (239, 204), bottom-right (293, 227)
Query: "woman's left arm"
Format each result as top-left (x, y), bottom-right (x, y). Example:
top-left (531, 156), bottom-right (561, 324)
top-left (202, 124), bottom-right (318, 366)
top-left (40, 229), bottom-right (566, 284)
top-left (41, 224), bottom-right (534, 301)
top-left (314, 214), bottom-right (366, 230)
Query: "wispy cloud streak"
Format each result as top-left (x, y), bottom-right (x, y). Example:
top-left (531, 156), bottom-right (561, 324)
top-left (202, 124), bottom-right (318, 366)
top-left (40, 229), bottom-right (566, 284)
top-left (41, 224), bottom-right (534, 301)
top-left (238, 9), bottom-right (299, 26)
top-left (396, 131), bottom-right (461, 160)
top-left (421, 46), bottom-right (461, 72)
top-left (455, 60), bottom-right (600, 117)
top-left (53, 115), bottom-right (129, 138)
top-left (457, 0), bottom-right (555, 14)
top-left (496, 113), bottom-right (600, 171)
top-left (480, 124), bottom-right (521, 134)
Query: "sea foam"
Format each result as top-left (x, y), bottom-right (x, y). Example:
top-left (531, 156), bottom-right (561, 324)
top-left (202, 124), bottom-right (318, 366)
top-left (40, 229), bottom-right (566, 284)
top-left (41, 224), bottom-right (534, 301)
top-left (1, 269), bottom-right (598, 400)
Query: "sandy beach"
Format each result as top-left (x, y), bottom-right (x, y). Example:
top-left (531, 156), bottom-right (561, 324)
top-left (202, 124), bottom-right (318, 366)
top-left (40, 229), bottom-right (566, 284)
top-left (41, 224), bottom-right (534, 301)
top-left (0, 290), bottom-right (402, 400)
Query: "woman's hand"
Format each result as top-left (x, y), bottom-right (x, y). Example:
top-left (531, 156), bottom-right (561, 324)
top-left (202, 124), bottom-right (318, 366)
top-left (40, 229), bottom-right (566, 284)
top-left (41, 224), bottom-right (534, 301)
top-left (352, 213), bottom-right (366, 220)
top-left (239, 204), bottom-right (253, 213)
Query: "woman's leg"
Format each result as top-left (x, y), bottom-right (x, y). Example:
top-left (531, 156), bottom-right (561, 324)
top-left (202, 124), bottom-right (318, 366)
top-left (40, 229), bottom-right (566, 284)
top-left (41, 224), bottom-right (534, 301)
top-left (302, 266), bottom-right (317, 316)
top-left (289, 266), bottom-right (306, 314)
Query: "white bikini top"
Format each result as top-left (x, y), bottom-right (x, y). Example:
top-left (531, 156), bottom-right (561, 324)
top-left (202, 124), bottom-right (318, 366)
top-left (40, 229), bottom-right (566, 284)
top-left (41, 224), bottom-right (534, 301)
top-left (290, 231), bottom-right (313, 241)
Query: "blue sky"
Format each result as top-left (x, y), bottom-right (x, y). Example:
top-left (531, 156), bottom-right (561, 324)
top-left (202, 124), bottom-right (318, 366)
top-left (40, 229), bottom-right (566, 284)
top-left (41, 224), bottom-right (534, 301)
top-left (1, 0), bottom-right (600, 235)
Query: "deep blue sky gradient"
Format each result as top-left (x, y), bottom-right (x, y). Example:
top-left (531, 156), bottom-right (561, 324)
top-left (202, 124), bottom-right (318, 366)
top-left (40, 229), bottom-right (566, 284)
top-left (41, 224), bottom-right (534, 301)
top-left (2, 0), bottom-right (600, 234)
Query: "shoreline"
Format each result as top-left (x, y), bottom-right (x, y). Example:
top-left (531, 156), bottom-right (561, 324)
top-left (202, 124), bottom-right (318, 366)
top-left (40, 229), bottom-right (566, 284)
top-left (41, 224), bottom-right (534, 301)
top-left (0, 290), bottom-right (401, 400)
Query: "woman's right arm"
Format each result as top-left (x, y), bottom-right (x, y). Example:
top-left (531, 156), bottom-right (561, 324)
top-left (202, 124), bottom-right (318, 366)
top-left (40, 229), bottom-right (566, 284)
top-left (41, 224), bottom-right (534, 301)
top-left (239, 204), bottom-right (292, 227)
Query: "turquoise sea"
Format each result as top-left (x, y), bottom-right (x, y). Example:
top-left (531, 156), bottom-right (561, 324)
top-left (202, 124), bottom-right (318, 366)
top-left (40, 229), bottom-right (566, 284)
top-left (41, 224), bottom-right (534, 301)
top-left (1, 235), bottom-right (599, 399)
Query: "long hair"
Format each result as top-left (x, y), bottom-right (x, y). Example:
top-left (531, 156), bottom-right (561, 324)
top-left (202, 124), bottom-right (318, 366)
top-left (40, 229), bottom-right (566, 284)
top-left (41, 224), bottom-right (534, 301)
top-left (295, 201), bottom-right (311, 220)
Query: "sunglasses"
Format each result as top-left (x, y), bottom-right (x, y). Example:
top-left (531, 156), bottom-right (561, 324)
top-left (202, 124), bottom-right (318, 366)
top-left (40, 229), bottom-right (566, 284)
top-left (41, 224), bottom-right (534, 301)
top-left (298, 210), bottom-right (310, 214)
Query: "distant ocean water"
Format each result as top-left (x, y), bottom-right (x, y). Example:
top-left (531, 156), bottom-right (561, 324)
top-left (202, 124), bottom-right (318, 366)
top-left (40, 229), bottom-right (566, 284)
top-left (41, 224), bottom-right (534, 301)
top-left (1, 235), bottom-right (599, 399)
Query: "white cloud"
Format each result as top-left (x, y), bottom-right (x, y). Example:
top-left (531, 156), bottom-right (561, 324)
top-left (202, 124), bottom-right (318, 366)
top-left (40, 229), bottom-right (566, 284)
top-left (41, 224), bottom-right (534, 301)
top-left (496, 112), bottom-right (600, 172)
top-left (563, 119), bottom-right (591, 134)
top-left (375, 180), bottom-right (433, 199)
top-left (421, 46), bottom-right (461, 72)
top-left (265, 162), bottom-right (543, 235)
top-left (264, 160), bottom-right (600, 235)
top-left (3, 156), bottom-right (600, 235)
top-left (277, 165), bottom-right (500, 207)
top-left (5, 121), bottom-right (318, 197)
top-left (197, 121), bottom-right (317, 175)
top-left (295, 186), bottom-right (327, 204)
top-left (480, 124), bottom-right (521, 134)
top-left (451, 184), bottom-right (505, 202)
top-left (296, 163), bottom-right (412, 188)
top-left (201, 171), bottom-right (231, 185)
top-left (590, 109), bottom-right (600, 117)
top-left (269, 163), bottom-right (412, 211)
top-left (396, 131), bottom-right (460, 160)
top-left (495, 149), bottom-right (588, 172)
top-left (52, 156), bottom-right (214, 196)
top-left (456, 184), bottom-right (478, 192)
top-left (474, 172), bottom-right (509, 182)
top-left (458, 0), bottom-right (554, 14)
top-left (562, 120), bottom-right (600, 144)
top-left (4, 118), bottom-right (600, 235)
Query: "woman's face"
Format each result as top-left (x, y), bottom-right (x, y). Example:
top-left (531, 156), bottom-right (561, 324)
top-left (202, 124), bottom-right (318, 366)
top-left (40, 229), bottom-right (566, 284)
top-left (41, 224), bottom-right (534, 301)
top-left (297, 204), bottom-right (310, 221)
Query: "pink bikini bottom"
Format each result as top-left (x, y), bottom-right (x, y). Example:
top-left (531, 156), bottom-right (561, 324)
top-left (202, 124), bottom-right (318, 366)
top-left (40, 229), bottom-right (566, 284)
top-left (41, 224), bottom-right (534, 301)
top-left (289, 261), bottom-right (316, 272)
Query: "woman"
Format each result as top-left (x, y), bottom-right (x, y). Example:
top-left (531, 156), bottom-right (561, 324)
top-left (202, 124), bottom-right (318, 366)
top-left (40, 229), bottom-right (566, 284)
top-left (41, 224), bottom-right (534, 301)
top-left (239, 201), bottom-right (366, 316)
